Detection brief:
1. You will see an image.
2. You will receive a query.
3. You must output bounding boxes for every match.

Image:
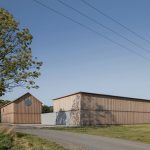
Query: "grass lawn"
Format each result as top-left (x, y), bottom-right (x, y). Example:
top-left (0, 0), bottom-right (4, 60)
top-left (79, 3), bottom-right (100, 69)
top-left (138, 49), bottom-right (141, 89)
top-left (11, 132), bottom-right (66, 150)
top-left (0, 126), bottom-right (66, 150)
top-left (45, 125), bottom-right (150, 144)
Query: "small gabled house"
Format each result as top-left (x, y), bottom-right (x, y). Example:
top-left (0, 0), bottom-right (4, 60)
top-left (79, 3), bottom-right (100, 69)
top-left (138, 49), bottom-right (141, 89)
top-left (0, 93), bottom-right (42, 124)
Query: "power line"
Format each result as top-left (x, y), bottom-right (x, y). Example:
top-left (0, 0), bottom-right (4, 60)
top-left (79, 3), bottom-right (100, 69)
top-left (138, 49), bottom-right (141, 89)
top-left (56, 0), bottom-right (150, 54)
top-left (32, 0), bottom-right (150, 62)
top-left (80, 0), bottom-right (150, 45)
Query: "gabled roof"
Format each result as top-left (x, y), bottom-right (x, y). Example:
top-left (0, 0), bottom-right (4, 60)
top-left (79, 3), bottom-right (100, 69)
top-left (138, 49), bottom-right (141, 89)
top-left (53, 91), bottom-right (150, 102)
top-left (0, 92), bottom-right (42, 109)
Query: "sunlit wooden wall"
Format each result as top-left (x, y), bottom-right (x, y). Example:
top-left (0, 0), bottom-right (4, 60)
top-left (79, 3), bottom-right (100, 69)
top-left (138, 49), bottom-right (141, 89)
top-left (1, 94), bottom-right (42, 124)
top-left (80, 93), bottom-right (150, 125)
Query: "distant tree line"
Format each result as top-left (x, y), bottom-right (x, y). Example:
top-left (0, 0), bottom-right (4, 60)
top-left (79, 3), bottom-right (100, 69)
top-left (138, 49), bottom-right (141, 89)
top-left (42, 105), bottom-right (53, 113)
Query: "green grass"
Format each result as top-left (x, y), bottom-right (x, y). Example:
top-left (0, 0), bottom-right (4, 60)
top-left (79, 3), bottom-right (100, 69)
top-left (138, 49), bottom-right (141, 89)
top-left (0, 133), bottom-right (13, 150)
top-left (0, 126), bottom-right (66, 150)
top-left (45, 125), bottom-right (150, 144)
top-left (11, 132), bottom-right (66, 150)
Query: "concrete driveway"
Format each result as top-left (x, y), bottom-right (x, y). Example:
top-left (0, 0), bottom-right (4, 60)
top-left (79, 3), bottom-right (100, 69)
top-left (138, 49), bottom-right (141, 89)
top-left (16, 127), bottom-right (150, 150)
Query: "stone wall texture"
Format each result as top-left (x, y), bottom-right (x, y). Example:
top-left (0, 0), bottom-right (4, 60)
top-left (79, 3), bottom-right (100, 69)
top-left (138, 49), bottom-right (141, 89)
top-left (53, 94), bottom-right (81, 126)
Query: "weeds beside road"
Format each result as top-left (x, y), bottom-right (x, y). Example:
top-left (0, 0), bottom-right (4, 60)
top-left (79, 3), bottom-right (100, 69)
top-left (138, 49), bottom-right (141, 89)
top-left (16, 127), bottom-right (150, 150)
top-left (0, 126), bottom-right (66, 150)
top-left (1, 125), bottom-right (150, 150)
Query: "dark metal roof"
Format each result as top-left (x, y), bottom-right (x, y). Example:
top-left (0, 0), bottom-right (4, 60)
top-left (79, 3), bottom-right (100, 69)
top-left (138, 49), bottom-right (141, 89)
top-left (53, 91), bottom-right (150, 102)
top-left (0, 92), bottom-right (42, 109)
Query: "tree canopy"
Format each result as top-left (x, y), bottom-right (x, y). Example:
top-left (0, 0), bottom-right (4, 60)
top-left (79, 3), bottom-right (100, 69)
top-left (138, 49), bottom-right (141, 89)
top-left (0, 99), bottom-right (10, 107)
top-left (42, 105), bottom-right (53, 113)
top-left (0, 8), bottom-right (42, 96)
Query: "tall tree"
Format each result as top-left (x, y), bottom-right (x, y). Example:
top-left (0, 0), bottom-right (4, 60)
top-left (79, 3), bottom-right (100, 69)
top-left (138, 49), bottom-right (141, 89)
top-left (0, 8), bottom-right (42, 96)
top-left (0, 99), bottom-right (10, 107)
top-left (42, 105), bottom-right (53, 113)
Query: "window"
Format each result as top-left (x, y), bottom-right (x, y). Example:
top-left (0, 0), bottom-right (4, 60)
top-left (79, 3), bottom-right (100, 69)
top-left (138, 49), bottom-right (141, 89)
top-left (24, 98), bottom-right (32, 106)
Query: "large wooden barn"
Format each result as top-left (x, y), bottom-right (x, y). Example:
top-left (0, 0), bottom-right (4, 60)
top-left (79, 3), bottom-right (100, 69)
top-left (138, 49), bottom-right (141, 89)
top-left (0, 93), bottom-right (42, 124)
top-left (53, 92), bottom-right (150, 126)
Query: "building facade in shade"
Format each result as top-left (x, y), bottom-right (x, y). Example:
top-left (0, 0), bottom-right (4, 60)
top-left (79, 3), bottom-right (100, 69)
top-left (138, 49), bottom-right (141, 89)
top-left (1, 93), bottom-right (42, 124)
top-left (53, 92), bottom-right (150, 126)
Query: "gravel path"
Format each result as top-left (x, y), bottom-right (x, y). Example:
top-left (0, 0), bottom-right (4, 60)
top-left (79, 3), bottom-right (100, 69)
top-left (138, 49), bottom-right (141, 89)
top-left (16, 127), bottom-right (150, 150)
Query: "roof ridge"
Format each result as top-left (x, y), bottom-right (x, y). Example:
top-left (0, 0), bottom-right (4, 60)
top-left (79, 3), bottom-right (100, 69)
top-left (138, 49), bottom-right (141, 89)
top-left (53, 91), bottom-right (150, 102)
top-left (0, 92), bottom-right (42, 109)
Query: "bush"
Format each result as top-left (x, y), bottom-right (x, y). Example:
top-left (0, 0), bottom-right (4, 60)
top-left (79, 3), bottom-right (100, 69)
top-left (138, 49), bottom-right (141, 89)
top-left (0, 134), bottom-right (13, 150)
top-left (0, 127), bottom-right (66, 150)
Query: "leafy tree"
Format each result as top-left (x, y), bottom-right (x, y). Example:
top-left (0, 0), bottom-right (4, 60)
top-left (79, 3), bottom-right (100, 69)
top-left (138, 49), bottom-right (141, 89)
top-left (49, 106), bottom-right (53, 112)
top-left (0, 99), bottom-right (10, 107)
top-left (0, 8), bottom-right (42, 96)
top-left (42, 105), bottom-right (53, 113)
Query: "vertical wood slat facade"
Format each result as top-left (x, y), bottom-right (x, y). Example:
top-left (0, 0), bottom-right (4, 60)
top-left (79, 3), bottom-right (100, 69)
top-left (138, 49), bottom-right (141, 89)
top-left (53, 92), bottom-right (150, 126)
top-left (81, 93), bottom-right (150, 125)
top-left (1, 93), bottom-right (42, 124)
top-left (53, 94), bottom-right (81, 126)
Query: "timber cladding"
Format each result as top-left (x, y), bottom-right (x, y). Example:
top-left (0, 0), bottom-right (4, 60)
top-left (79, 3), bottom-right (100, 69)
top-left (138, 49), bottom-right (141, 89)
top-left (53, 94), bottom-right (81, 126)
top-left (53, 92), bottom-right (150, 126)
top-left (1, 93), bottom-right (42, 124)
top-left (80, 93), bottom-right (150, 125)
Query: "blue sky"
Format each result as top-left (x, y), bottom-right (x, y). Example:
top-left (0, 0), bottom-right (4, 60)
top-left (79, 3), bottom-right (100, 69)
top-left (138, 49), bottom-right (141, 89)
top-left (1, 0), bottom-right (150, 105)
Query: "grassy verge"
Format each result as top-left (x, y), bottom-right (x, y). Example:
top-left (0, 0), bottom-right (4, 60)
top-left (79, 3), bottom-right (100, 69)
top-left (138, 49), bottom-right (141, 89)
top-left (45, 125), bottom-right (150, 144)
top-left (0, 126), bottom-right (66, 150)
top-left (12, 132), bottom-right (66, 150)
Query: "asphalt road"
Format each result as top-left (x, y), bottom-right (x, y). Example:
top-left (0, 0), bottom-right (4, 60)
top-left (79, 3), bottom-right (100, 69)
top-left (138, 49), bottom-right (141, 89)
top-left (16, 127), bottom-right (150, 150)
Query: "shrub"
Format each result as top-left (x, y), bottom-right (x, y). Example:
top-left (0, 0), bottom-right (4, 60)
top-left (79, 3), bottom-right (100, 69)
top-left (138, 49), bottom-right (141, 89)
top-left (0, 134), bottom-right (13, 150)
